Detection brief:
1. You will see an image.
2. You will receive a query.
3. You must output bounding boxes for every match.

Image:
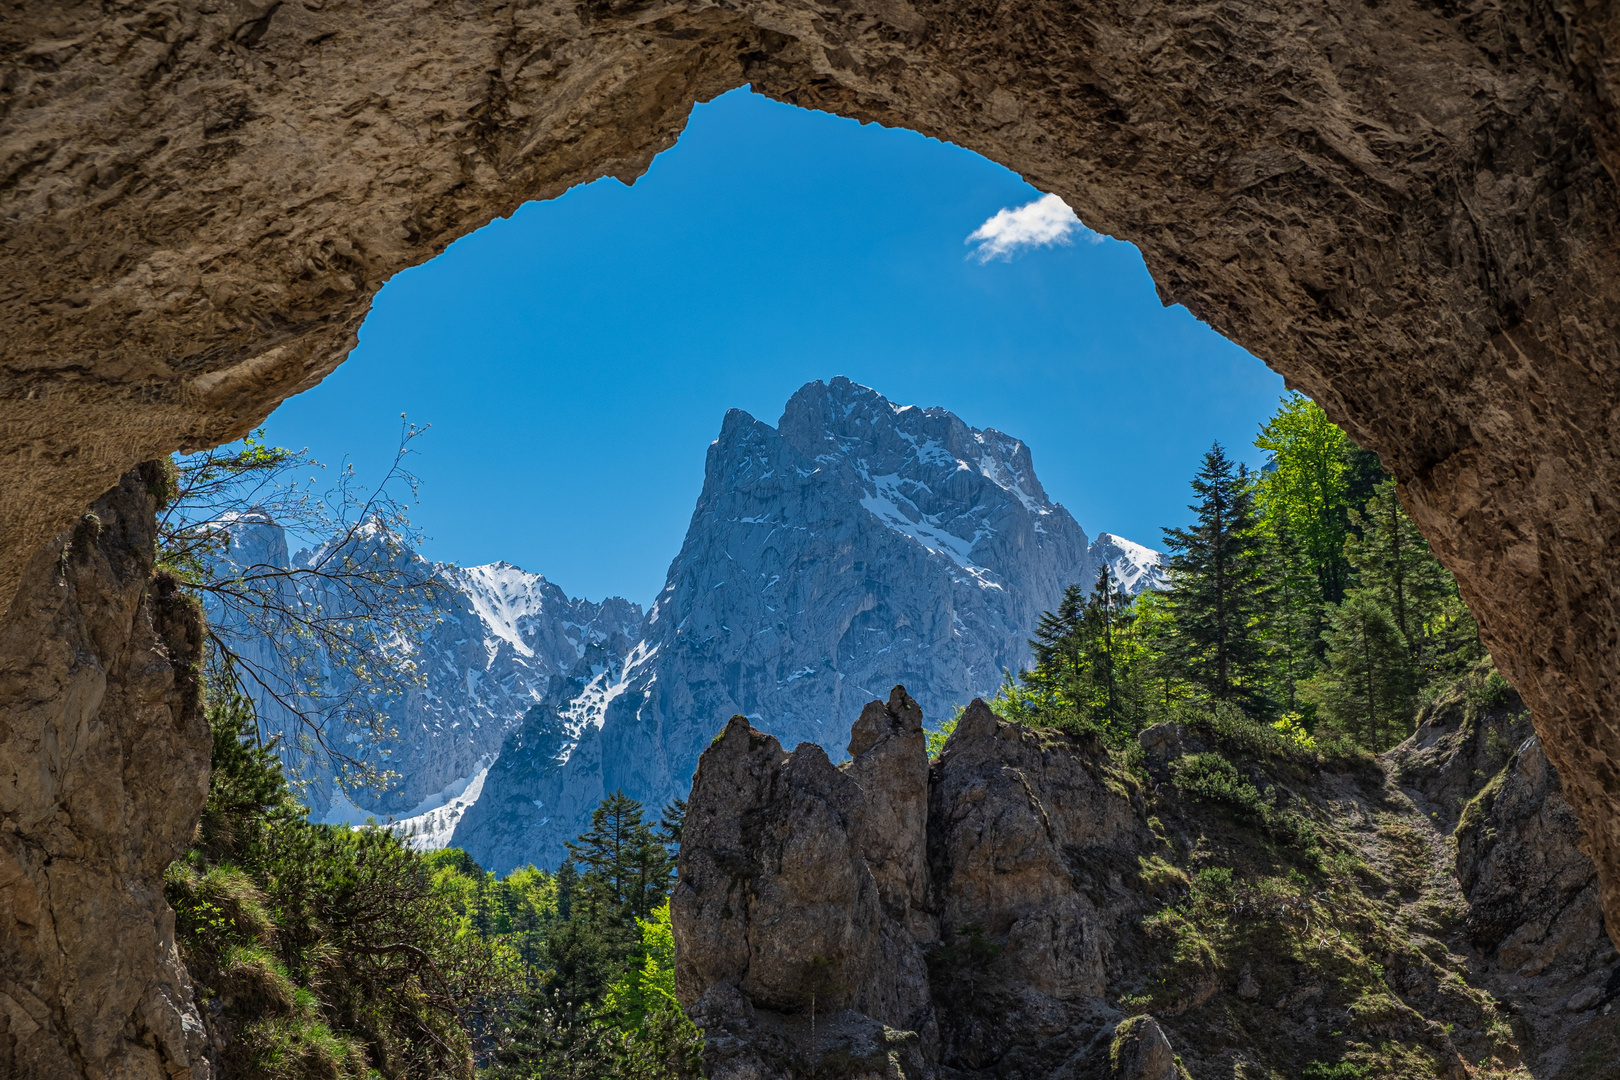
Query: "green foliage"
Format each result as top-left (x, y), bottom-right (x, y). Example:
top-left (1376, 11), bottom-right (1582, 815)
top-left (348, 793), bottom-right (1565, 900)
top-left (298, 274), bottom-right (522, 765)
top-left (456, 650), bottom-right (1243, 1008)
top-left (1046, 396), bottom-right (1502, 757)
top-left (1303, 1062), bottom-right (1366, 1080)
top-left (170, 686), bottom-right (515, 1080)
top-left (1162, 442), bottom-right (1269, 710)
top-left (568, 791), bottom-right (677, 932)
top-left (926, 716), bottom-right (958, 758)
top-left (1305, 592), bottom-right (1417, 750)
top-left (1169, 753), bottom-right (1315, 851)
top-left (472, 794), bottom-right (702, 1080)
top-left (1344, 481), bottom-right (1455, 649)
top-left (1255, 393), bottom-right (1360, 605)
top-left (604, 901), bottom-right (681, 1030)
top-left (1026, 567), bottom-right (1144, 734)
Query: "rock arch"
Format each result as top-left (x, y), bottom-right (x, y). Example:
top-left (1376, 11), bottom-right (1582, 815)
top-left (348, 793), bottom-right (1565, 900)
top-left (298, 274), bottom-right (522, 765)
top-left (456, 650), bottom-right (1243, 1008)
top-left (3, 0), bottom-right (1619, 1072)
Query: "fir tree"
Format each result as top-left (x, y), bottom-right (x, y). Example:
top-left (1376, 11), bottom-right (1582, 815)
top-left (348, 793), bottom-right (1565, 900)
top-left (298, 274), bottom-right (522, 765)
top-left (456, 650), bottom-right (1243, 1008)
top-left (1259, 524), bottom-right (1321, 715)
top-left (657, 797), bottom-right (687, 855)
top-left (1023, 567), bottom-right (1141, 738)
top-left (1163, 443), bottom-right (1268, 710)
top-left (1345, 480), bottom-right (1454, 650)
top-left (567, 792), bottom-right (674, 930)
top-left (556, 859), bottom-right (578, 922)
top-left (1306, 592), bottom-right (1416, 748)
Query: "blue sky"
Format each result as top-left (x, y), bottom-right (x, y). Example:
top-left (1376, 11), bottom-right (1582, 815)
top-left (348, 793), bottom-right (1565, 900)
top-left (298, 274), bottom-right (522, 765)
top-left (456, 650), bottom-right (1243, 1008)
top-left (262, 88), bottom-right (1284, 606)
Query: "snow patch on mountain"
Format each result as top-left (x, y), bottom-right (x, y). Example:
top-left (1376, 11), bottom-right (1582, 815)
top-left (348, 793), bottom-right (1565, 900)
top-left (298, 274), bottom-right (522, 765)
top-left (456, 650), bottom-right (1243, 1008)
top-left (1093, 532), bottom-right (1169, 593)
top-left (389, 760), bottom-right (494, 852)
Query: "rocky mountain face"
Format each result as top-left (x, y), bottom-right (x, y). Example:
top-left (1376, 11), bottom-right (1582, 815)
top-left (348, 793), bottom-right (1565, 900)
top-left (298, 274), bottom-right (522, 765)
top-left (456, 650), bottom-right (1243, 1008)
top-left (453, 379), bottom-right (1163, 873)
top-left (674, 682), bottom-right (1616, 1080)
top-left (207, 516), bottom-right (640, 831)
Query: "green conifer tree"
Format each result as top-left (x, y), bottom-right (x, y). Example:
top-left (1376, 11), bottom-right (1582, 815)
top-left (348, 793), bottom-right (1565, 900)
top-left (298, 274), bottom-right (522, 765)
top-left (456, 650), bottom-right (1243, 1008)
top-left (567, 792), bottom-right (673, 932)
top-left (1163, 444), bottom-right (1268, 711)
top-left (1260, 524), bottom-right (1320, 715)
top-left (1023, 567), bottom-right (1142, 738)
top-left (1306, 591), bottom-right (1416, 748)
top-left (1345, 480), bottom-right (1456, 651)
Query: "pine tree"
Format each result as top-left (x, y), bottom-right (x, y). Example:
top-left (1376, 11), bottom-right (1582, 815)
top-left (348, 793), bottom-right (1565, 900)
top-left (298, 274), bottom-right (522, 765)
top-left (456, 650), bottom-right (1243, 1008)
top-left (1163, 443), bottom-right (1268, 710)
top-left (1030, 582), bottom-right (1088, 687)
top-left (1023, 568), bottom-right (1141, 738)
top-left (1259, 524), bottom-right (1321, 715)
top-left (567, 792), bottom-right (674, 931)
top-left (1345, 480), bottom-right (1454, 649)
top-left (556, 858), bottom-right (578, 922)
top-left (1306, 592), bottom-right (1416, 748)
top-left (1085, 566), bottom-right (1134, 724)
top-left (657, 798), bottom-right (687, 855)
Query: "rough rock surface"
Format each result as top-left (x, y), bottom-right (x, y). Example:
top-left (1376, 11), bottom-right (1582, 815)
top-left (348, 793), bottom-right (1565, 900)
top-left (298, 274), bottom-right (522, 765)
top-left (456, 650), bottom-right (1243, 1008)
top-left (6, 0), bottom-right (1620, 942)
top-left (674, 693), bottom-right (1156, 1079)
top-left (676, 689), bottom-right (1617, 1079)
top-left (0, 468), bottom-right (212, 1079)
top-left (455, 378), bottom-right (1158, 872)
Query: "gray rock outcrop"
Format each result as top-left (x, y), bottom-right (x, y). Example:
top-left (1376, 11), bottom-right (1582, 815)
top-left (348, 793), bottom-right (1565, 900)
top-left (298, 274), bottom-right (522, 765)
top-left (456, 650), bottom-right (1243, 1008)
top-left (676, 686), bottom-right (1617, 1078)
top-left (674, 693), bottom-right (1159, 1079)
top-left (455, 379), bottom-right (1161, 872)
top-left (0, 467), bottom-right (212, 1079)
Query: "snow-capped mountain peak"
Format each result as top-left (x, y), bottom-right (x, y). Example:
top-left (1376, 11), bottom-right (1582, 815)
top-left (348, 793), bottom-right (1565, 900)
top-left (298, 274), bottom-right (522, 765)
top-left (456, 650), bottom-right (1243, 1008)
top-left (453, 378), bottom-right (1166, 873)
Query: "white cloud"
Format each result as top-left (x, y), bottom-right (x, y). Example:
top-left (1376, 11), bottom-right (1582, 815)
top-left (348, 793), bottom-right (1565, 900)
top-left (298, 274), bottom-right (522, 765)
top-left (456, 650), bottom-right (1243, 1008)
top-left (964, 192), bottom-right (1100, 262)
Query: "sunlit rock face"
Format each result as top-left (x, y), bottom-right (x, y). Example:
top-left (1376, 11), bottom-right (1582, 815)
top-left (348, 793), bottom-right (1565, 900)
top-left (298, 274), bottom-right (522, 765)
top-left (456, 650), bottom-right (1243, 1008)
top-left (455, 379), bottom-right (1161, 873)
top-left (674, 689), bottom-right (1616, 1080)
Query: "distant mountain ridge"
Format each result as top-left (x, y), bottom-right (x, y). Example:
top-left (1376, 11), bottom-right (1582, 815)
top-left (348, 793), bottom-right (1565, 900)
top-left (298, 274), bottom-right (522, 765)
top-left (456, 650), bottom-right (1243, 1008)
top-left (452, 378), bottom-right (1164, 872)
top-left (207, 519), bottom-right (641, 834)
top-left (219, 379), bottom-right (1164, 866)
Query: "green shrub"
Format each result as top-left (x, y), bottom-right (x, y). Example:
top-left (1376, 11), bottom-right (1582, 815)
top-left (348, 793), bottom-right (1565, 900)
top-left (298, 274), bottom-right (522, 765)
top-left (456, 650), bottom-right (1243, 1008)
top-left (170, 688), bottom-right (516, 1080)
top-left (1170, 753), bottom-right (1317, 852)
top-left (1303, 1062), bottom-right (1365, 1080)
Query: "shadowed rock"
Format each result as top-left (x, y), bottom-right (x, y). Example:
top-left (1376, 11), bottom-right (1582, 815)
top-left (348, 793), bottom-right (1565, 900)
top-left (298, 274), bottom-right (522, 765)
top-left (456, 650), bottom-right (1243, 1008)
top-left (0, 467), bottom-right (212, 1079)
top-left (677, 690), bottom-right (1615, 1078)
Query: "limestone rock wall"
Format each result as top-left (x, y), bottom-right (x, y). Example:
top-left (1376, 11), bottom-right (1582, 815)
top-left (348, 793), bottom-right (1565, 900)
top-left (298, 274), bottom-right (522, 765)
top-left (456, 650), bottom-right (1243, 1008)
top-left (673, 693), bottom-right (1157, 1079)
top-left (0, 467), bottom-right (212, 1079)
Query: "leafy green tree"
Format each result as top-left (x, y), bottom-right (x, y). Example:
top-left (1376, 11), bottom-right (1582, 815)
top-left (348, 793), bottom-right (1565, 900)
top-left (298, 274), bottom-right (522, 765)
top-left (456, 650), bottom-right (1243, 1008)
top-left (1255, 394), bottom-right (1356, 605)
top-left (555, 859), bottom-right (579, 923)
top-left (1163, 443), bottom-right (1268, 711)
top-left (158, 422), bottom-right (439, 793)
top-left (1341, 443), bottom-right (1387, 518)
top-left (604, 901), bottom-right (681, 1031)
top-left (1305, 592), bottom-right (1416, 749)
